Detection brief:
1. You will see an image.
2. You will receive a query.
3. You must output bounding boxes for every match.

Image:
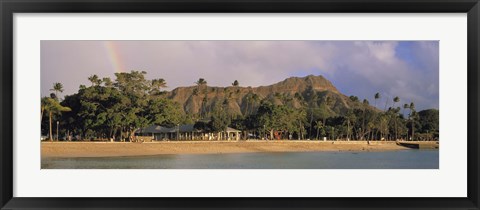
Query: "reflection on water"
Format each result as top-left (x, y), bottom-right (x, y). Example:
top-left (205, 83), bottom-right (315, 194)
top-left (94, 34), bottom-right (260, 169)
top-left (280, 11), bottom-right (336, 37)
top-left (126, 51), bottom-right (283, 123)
top-left (42, 150), bottom-right (439, 169)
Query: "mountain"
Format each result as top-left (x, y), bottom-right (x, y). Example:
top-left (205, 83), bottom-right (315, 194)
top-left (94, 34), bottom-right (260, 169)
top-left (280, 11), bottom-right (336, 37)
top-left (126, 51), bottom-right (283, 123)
top-left (167, 75), bottom-right (373, 117)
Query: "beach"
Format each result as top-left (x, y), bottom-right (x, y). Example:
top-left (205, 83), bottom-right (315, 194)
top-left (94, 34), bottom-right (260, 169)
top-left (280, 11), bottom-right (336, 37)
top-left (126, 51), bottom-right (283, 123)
top-left (41, 140), bottom-right (418, 158)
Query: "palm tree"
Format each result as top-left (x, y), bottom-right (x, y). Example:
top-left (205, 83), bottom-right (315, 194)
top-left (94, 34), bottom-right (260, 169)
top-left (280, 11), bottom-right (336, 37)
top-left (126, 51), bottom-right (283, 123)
top-left (392, 96), bottom-right (400, 140)
top-left (373, 93), bottom-right (381, 140)
top-left (363, 99), bottom-right (369, 105)
top-left (88, 74), bottom-right (101, 86)
top-left (315, 120), bottom-right (323, 140)
top-left (232, 80), bottom-right (239, 87)
top-left (409, 102), bottom-right (415, 111)
top-left (50, 82), bottom-right (64, 100)
top-left (367, 121), bottom-right (375, 140)
top-left (152, 78), bottom-right (167, 89)
top-left (403, 103), bottom-right (409, 117)
top-left (409, 102), bottom-right (416, 140)
top-left (393, 96), bottom-right (400, 108)
top-left (384, 96), bottom-right (390, 111)
top-left (195, 78), bottom-right (208, 117)
top-left (244, 94), bottom-right (252, 116)
top-left (232, 80), bottom-right (240, 97)
top-left (195, 78), bottom-right (207, 88)
top-left (374, 92), bottom-right (380, 108)
top-left (42, 97), bottom-right (71, 141)
top-left (402, 103), bottom-right (410, 139)
top-left (362, 99), bottom-right (369, 140)
top-left (308, 93), bottom-right (319, 138)
top-left (345, 110), bottom-right (356, 141)
top-left (41, 97), bottom-right (49, 123)
top-left (378, 114), bottom-right (389, 140)
top-left (251, 94), bottom-right (260, 114)
top-left (151, 78), bottom-right (167, 95)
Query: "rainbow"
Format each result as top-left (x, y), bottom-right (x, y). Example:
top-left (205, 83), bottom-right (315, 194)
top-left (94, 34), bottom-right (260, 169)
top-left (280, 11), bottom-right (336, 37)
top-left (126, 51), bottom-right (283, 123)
top-left (103, 41), bottom-right (125, 74)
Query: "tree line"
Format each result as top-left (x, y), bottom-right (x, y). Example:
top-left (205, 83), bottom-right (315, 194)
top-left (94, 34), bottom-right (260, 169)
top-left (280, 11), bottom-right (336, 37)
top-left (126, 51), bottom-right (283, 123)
top-left (41, 71), bottom-right (439, 141)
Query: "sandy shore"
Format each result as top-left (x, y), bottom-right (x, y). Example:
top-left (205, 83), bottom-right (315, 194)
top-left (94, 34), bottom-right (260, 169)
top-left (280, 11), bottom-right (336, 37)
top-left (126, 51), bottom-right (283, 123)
top-left (41, 140), bottom-right (412, 158)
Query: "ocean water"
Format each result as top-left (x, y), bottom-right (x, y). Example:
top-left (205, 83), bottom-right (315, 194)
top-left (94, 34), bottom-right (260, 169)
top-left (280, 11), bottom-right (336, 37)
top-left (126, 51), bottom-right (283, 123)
top-left (42, 150), bottom-right (439, 169)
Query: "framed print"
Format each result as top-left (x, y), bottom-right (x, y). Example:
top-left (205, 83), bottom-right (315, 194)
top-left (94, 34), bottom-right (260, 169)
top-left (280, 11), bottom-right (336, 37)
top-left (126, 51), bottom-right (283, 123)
top-left (1, 0), bottom-right (479, 209)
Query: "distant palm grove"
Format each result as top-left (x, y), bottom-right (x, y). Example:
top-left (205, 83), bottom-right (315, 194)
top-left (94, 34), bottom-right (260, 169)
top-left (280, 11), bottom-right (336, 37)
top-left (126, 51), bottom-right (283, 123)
top-left (41, 71), bottom-right (439, 141)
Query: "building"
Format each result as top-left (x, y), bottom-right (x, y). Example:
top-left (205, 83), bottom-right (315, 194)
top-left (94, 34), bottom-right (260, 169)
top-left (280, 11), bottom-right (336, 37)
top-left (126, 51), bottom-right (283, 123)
top-left (135, 124), bottom-right (241, 141)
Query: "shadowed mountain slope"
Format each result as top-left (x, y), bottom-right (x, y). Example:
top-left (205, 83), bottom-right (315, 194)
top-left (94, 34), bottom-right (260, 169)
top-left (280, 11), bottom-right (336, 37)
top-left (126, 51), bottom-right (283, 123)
top-left (167, 75), bottom-right (374, 116)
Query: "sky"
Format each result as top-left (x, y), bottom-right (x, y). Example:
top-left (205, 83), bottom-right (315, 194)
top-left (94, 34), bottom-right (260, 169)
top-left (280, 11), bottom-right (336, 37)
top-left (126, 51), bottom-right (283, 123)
top-left (41, 41), bottom-right (439, 110)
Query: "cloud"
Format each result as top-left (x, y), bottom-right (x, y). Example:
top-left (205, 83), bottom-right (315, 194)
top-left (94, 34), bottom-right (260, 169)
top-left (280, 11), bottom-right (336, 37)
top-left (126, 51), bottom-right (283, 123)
top-left (316, 41), bottom-right (438, 110)
top-left (41, 40), bottom-right (439, 110)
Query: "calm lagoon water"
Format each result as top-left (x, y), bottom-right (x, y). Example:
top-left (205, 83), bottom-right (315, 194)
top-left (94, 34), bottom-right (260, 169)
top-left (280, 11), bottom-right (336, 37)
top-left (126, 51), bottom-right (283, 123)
top-left (42, 150), bottom-right (438, 169)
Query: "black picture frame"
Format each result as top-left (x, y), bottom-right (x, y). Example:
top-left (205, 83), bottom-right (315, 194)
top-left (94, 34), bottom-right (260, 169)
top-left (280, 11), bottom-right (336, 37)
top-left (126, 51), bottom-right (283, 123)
top-left (1, 0), bottom-right (479, 209)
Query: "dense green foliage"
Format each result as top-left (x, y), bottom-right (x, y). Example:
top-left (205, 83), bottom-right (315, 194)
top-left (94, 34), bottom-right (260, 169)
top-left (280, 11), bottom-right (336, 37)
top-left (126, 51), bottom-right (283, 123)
top-left (41, 71), bottom-right (439, 141)
top-left (43, 71), bottom-right (185, 141)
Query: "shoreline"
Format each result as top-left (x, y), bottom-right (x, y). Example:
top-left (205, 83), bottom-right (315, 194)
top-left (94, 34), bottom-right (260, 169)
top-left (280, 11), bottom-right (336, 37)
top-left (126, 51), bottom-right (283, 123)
top-left (40, 140), bottom-right (436, 158)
